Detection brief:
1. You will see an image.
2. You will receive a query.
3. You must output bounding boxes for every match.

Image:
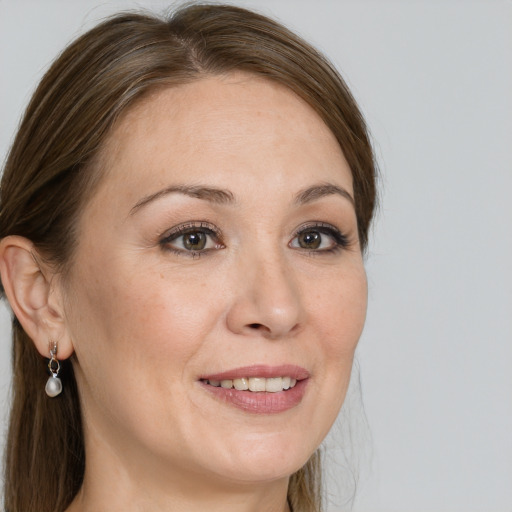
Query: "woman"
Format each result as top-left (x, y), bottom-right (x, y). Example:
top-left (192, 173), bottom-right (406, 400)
top-left (0, 4), bottom-right (377, 512)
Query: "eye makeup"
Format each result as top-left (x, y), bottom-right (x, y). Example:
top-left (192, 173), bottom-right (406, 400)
top-left (289, 221), bottom-right (351, 254)
top-left (158, 217), bottom-right (352, 260)
top-left (159, 221), bottom-right (224, 258)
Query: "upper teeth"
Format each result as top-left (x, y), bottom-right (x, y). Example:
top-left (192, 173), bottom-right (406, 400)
top-left (205, 376), bottom-right (297, 393)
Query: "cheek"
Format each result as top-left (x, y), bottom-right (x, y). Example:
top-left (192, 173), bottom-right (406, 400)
top-left (310, 263), bottom-right (367, 401)
top-left (64, 259), bottom-right (228, 445)
top-left (66, 255), bottom-right (227, 382)
top-left (313, 263), bottom-right (367, 354)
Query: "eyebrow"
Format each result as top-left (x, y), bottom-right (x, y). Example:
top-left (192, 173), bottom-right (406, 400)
top-left (130, 181), bottom-right (354, 215)
top-left (294, 183), bottom-right (354, 207)
top-left (130, 184), bottom-right (235, 215)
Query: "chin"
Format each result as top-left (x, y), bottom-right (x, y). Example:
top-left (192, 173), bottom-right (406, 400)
top-left (201, 431), bottom-right (317, 484)
top-left (214, 458), bottom-right (307, 485)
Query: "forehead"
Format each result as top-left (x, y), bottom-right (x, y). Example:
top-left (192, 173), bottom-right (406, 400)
top-left (93, 73), bottom-right (352, 209)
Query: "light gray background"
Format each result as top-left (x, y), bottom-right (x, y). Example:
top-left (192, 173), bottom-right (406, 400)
top-left (1, 1), bottom-right (511, 511)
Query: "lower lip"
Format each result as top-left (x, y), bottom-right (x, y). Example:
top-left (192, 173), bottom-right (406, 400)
top-left (200, 379), bottom-right (308, 414)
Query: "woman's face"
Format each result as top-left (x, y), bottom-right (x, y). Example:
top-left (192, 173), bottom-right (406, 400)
top-left (62, 74), bottom-right (367, 489)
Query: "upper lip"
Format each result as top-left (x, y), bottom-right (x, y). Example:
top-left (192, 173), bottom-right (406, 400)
top-left (200, 364), bottom-right (310, 381)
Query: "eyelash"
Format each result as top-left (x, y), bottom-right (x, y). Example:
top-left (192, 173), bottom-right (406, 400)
top-left (159, 222), bottom-right (224, 258)
top-left (159, 221), bottom-right (349, 258)
top-left (290, 222), bottom-right (350, 255)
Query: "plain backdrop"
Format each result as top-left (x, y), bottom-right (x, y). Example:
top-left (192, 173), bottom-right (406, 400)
top-left (1, 1), bottom-right (511, 511)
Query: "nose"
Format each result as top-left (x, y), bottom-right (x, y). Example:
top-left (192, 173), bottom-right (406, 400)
top-left (225, 251), bottom-right (304, 339)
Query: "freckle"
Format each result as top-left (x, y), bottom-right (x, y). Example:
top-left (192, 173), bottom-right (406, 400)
top-left (160, 273), bottom-right (164, 279)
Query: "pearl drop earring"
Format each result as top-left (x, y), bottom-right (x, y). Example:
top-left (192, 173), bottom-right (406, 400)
top-left (45, 340), bottom-right (62, 397)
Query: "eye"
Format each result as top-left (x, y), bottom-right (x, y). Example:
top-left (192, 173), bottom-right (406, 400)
top-left (160, 222), bottom-right (224, 256)
top-left (178, 231), bottom-right (209, 251)
top-left (289, 223), bottom-right (349, 253)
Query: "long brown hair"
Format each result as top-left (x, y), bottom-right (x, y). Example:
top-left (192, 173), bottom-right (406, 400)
top-left (0, 4), bottom-right (377, 511)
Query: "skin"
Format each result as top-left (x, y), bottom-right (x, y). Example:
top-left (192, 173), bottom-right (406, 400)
top-left (2, 73), bottom-right (368, 512)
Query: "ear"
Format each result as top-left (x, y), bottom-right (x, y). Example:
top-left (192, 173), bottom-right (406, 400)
top-left (0, 236), bottom-right (74, 359)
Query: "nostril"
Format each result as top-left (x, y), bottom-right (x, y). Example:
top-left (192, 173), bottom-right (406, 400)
top-left (248, 323), bottom-right (269, 331)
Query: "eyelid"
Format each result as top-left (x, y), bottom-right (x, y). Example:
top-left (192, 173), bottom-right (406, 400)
top-left (159, 221), bottom-right (224, 256)
top-left (290, 221), bottom-right (349, 251)
top-left (292, 221), bottom-right (344, 238)
top-left (160, 221), bottom-right (222, 241)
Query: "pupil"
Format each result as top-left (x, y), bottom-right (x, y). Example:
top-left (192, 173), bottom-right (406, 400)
top-left (183, 232), bottom-right (206, 250)
top-left (299, 231), bottom-right (321, 249)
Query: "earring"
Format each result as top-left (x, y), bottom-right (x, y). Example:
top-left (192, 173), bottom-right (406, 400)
top-left (45, 340), bottom-right (62, 397)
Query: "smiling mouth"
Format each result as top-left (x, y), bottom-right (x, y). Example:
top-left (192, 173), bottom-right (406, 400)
top-left (201, 376), bottom-right (298, 393)
top-left (198, 365), bottom-right (310, 413)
